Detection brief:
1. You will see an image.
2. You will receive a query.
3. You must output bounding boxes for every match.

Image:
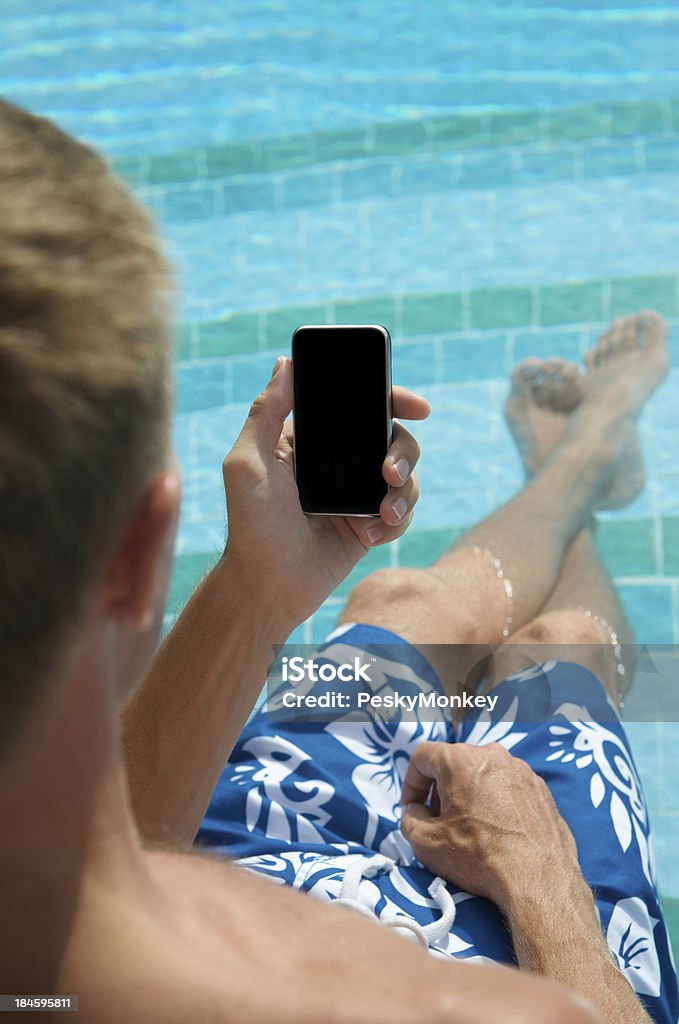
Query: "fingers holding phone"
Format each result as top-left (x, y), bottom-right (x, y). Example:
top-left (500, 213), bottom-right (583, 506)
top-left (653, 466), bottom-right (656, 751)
top-left (221, 327), bottom-right (428, 629)
top-left (291, 325), bottom-right (428, 547)
top-left (292, 324), bottom-right (393, 516)
top-left (377, 419), bottom-right (421, 528)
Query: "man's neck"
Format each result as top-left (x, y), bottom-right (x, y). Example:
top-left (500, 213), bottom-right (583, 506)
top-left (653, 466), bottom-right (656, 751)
top-left (0, 632), bottom-right (164, 991)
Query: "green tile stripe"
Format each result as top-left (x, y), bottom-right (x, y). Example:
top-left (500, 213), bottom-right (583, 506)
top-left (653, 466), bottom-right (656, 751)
top-left (174, 272), bottom-right (679, 360)
top-left (663, 897), bottom-right (679, 966)
top-left (168, 515), bottom-right (678, 612)
top-left (113, 96), bottom-right (678, 189)
top-left (598, 518), bottom-right (659, 578)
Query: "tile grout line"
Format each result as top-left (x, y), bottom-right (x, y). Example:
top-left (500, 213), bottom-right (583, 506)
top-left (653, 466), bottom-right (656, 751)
top-left (655, 515), bottom-right (666, 576)
top-left (615, 575), bottom-right (679, 586)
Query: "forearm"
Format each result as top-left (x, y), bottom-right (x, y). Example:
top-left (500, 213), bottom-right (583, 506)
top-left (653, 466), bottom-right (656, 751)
top-left (120, 552), bottom-right (291, 848)
top-left (502, 870), bottom-right (652, 1024)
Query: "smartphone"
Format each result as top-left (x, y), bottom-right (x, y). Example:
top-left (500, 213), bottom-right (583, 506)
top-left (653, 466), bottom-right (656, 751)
top-left (292, 324), bottom-right (392, 516)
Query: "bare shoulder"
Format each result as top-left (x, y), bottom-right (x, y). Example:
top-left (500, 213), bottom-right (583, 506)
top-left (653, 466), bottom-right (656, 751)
top-left (135, 848), bottom-right (599, 1024)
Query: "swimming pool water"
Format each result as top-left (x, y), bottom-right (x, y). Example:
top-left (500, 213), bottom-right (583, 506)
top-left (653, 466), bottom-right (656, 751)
top-left (2, 0), bottom-right (679, 925)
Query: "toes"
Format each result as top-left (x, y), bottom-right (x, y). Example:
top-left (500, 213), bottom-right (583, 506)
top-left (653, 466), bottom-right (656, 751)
top-left (638, 310), bottom-right (671, 379)
top-left (552, 362), bottom-right (585, 411)
top-left (608, 316), bottom-right (634, 354)
top-left (530, 358), bottom-right (566, 408)
top-left (585, 315), bottom-right (647, 372)
top-left (582, 310), bottom-right (670, 402)
top-left (587, 323), bottom-right (617, 368)
top-left (618, 316), bottom-right (639, 353)
top-left (510, 356), bottom-right (585, 413)
top-left (607, 314), bottom-right (649, 355)
top-left (509, 358), bottom-right (545, 403)
top-left (584, 346), bottom-right (598, 372)
top-left (638, 310), bottom-right (669, 347)
top-left (505, 358), bottom-right (546, 427)
top-left (511, 358), bottom-right (544, 386)
top-left (592, 311), bottom-right (668, 358)
top-left (530, 358), bottom-right (585, 411)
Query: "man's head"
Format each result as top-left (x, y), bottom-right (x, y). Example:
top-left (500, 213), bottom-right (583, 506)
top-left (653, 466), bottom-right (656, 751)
top-left (0, 99), bottom-right (179, 758)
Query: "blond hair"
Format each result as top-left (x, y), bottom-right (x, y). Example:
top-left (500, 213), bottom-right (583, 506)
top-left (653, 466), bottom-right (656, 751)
top-left (0, 99), bottom-right (173, 755)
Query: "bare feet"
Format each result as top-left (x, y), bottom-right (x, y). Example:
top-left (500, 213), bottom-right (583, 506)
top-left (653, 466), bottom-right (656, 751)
top-left (504, 356), bottom-right (584, 476)
top-left (568, 310), bottom-right (669, 508)
top-left (582, 310), bottom-right (670, 415)
top-left (504, 311), bottom-right (670, 510)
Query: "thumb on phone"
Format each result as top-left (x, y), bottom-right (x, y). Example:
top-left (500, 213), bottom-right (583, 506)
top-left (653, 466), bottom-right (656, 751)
top-left (238, 356), bottom-right (293, 457)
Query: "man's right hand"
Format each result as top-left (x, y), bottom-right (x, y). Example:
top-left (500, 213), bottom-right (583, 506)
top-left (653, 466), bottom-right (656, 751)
top-left (222, 356), bottom-right (428, 638)
top-left (400, 740), bottom-right (582, 912)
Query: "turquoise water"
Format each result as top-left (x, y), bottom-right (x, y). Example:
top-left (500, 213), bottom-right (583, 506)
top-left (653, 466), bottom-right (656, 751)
top-left (2, 2), bottom-right (678, 905)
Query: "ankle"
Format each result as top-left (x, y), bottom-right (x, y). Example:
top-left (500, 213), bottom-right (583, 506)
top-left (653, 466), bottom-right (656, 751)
top-left (547, 434), bottom-right (615, 486)
top-left (538, 438), bottom-right (615, 529)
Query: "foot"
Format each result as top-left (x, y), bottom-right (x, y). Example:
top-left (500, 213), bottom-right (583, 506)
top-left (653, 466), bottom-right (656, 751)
top-left (504, 356), bottom-right (585, 476)
top-left (582, 310), bottom-right (670, 414)
top-left (569, 310), bottom-right (669, 508)
top-left (504, 311), bottom-right (670, 509)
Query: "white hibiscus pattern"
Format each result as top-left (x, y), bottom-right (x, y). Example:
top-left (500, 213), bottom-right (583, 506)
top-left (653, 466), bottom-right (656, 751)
top-left (464, 694), bottom-right (527, 750)
top-left (464, 661), bottom-right (557, 750)
top-left (325, 716), bottom-right (436, 847)
top-left (325, 646), bottom-right (449, 847)
top-left (607, 897), bottom-right (661, 998)
top-left (547, 703), bottom-right (654, 886)
top-left (231, 734), bottom-right (334, 844)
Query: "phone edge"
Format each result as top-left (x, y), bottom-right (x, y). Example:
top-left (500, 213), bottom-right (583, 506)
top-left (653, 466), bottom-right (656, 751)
top-left (291, 323), bottom-right (392, 518)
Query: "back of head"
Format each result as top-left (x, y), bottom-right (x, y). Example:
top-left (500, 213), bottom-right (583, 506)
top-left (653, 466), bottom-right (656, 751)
top-left (0, 100), bottom-right (172, 758)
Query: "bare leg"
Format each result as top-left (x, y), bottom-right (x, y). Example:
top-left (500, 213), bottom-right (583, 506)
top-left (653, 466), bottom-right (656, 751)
top-left (341, 431), bottom-right (612, 693)
top-left (492, 317), bottom-right (652, 703)
top-left (491, 524), bottom-right (634, 703)
top-left (539, 526), bottom-right (632, 652)
top-left (340, 312), bottom-right (669, 696)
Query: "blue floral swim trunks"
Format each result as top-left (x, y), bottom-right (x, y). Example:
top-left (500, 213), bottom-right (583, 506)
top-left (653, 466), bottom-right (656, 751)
top-left (197, 623), bottom-right (679, 1024)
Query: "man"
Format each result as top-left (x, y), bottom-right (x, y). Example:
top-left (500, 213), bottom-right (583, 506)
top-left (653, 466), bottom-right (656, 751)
top-left (0, 97), bottom-right (673, 1022)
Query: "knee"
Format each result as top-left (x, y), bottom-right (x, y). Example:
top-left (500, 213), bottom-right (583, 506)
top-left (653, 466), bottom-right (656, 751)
top-left (504, 609), bottom-right (614, 689)
top-left (512, 609), bottom-right (604, 648)
top-left (342, 566), bottom-right (481, 646)
top-left (347, 567), bottom-right (439, 611)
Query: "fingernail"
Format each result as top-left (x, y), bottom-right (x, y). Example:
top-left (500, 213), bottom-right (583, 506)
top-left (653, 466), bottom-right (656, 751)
top-left (366, 524), bottom-right (384, 544)
top-left (391, 496), bottom-right (408, 521)
top-left (270, 356), bottom-right (284, 379)
top-left (393, 457), bottom-right (409, 483)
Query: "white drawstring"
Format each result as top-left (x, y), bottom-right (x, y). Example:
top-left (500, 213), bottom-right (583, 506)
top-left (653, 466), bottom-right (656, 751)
top-left (333, 855), bottom-right (387, 922)
top-left (333, 855), bottom-right (456, 949)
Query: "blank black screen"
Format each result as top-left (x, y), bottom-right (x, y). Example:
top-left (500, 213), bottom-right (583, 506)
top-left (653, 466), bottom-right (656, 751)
top-left (292, 326), bottom-right (391, 515)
